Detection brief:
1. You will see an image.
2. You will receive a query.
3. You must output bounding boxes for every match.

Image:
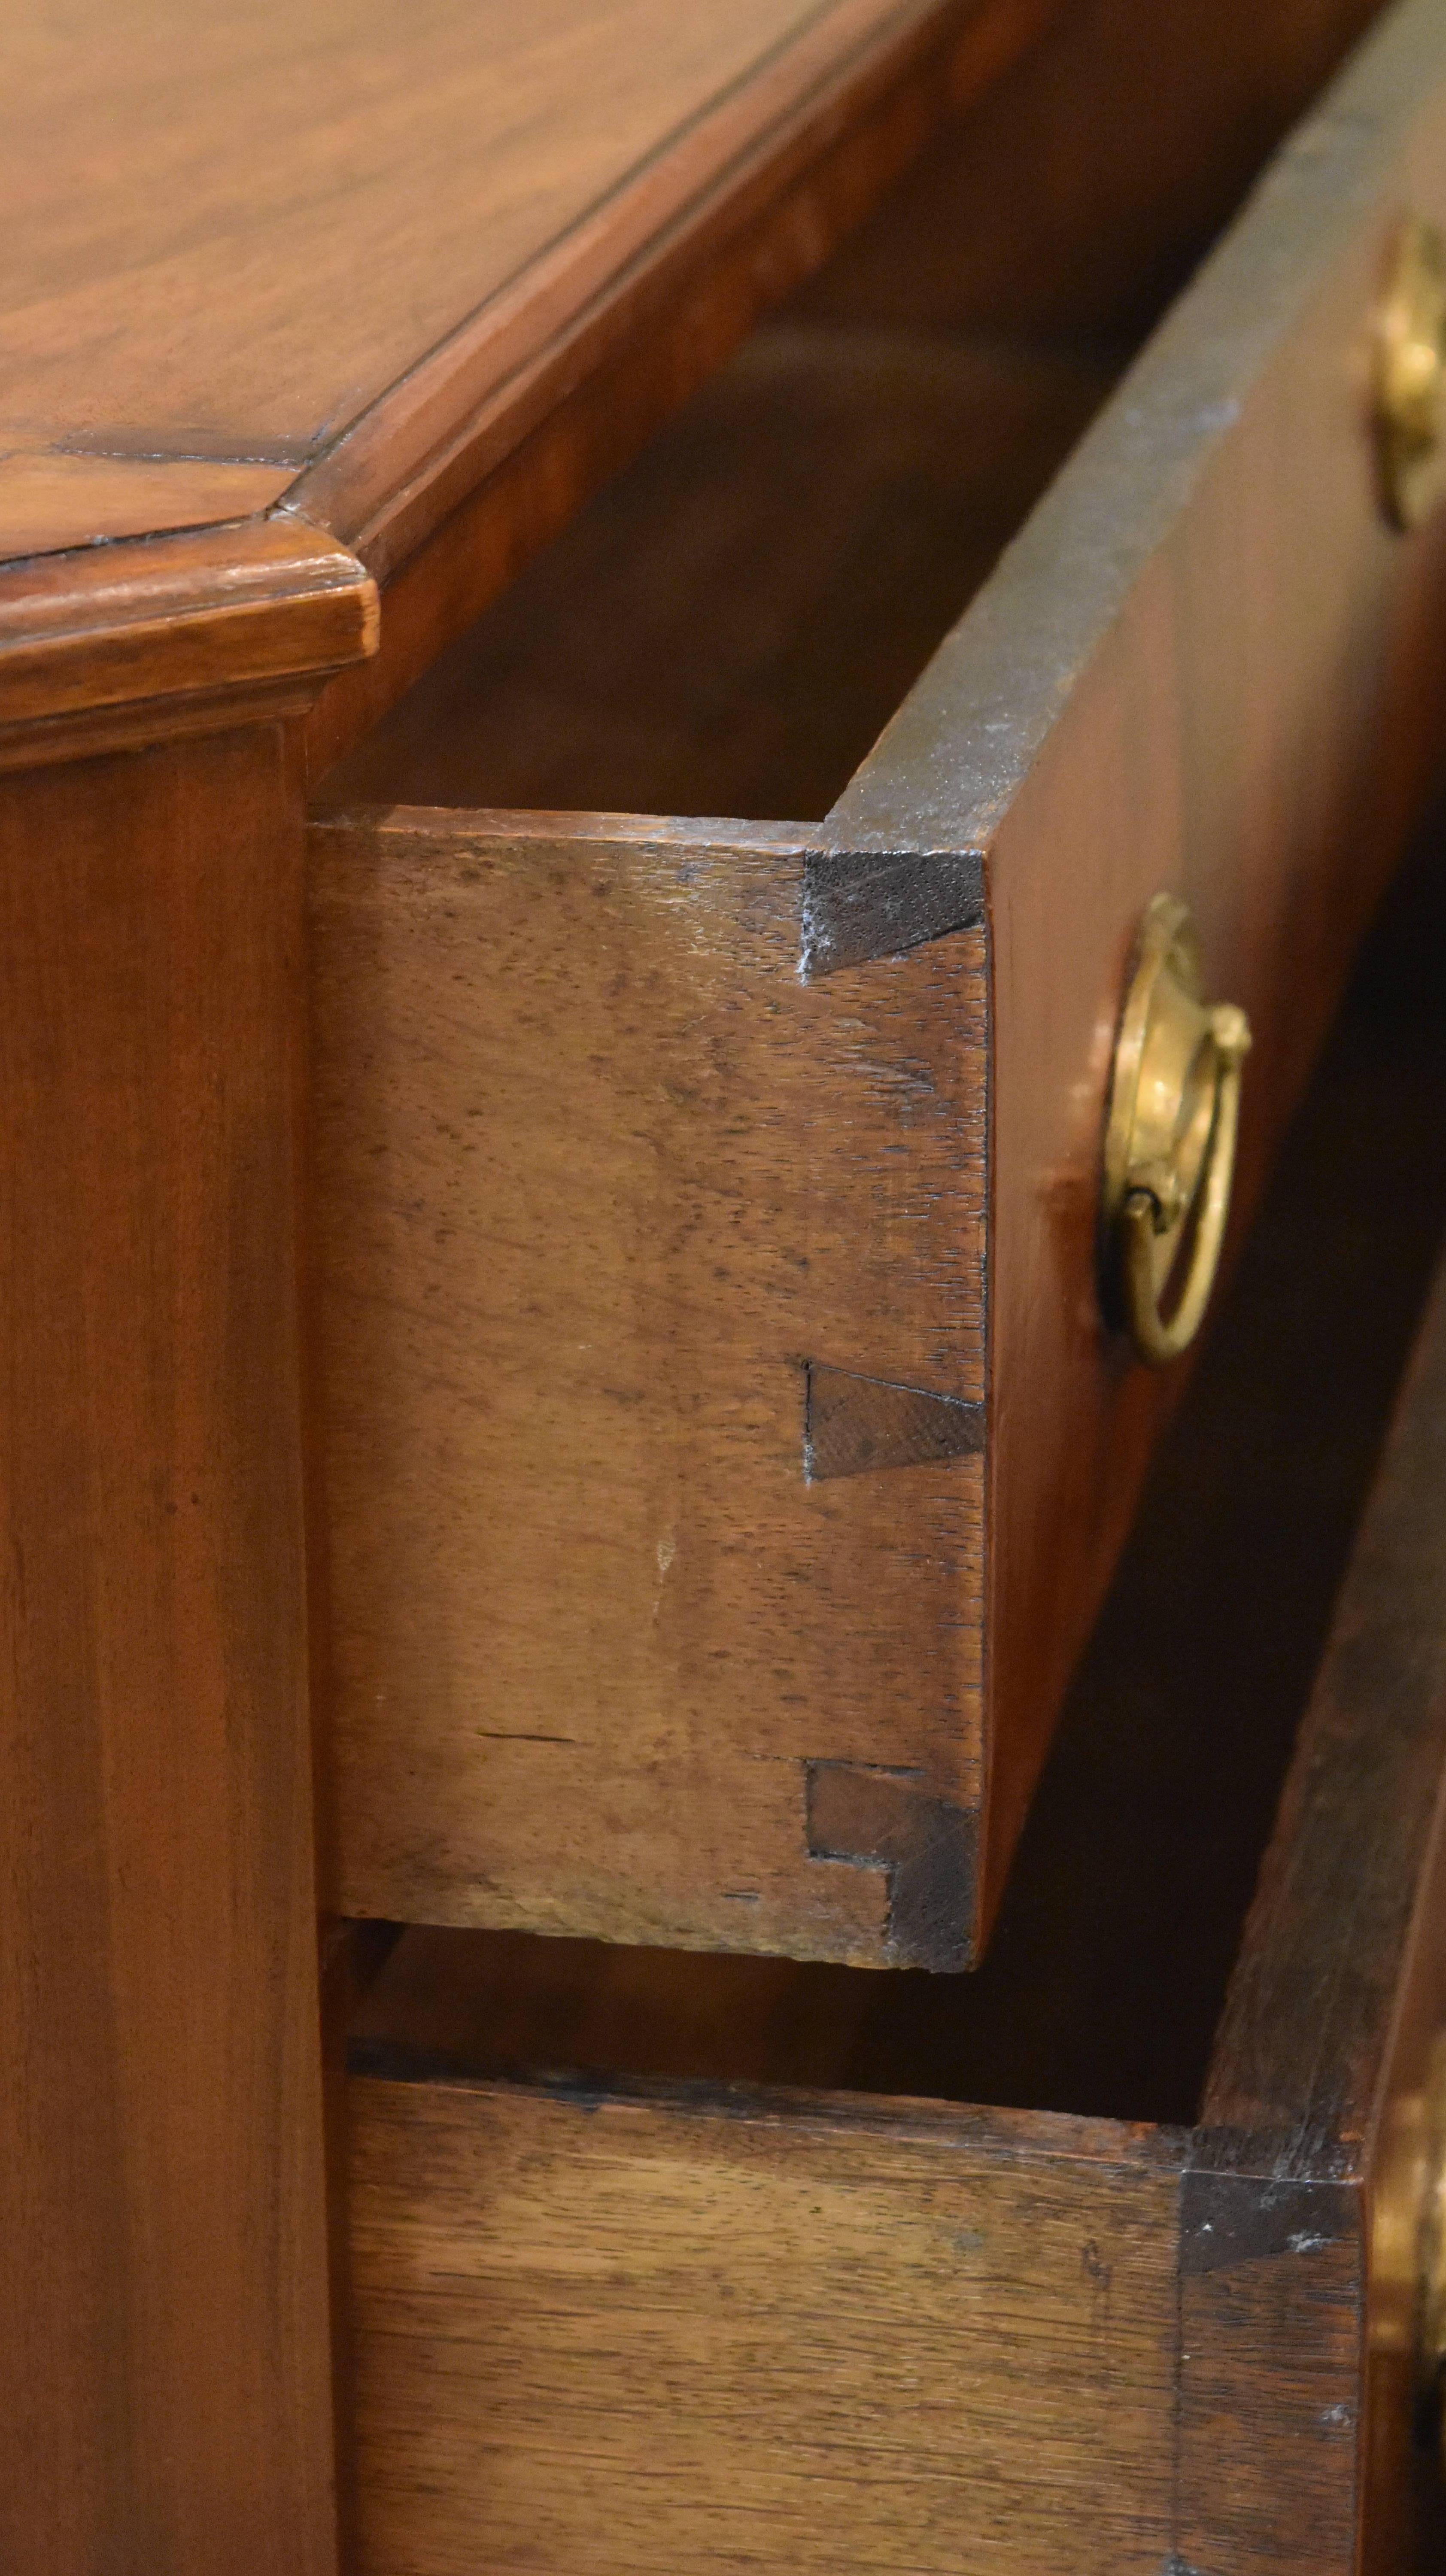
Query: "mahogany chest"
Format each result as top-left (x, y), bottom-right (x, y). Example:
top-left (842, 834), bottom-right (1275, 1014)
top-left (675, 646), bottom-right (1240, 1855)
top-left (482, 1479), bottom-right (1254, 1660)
top-left (6, 0), bottom-right (1446, 2566)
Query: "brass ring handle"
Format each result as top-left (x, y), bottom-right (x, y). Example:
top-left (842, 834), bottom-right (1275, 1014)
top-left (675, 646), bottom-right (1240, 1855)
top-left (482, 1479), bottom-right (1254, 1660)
top-left (1102, 896), bottom-right (1252, 1368)
top-left (1376, 215), bottom-right (1446, 530)
top-left (1118, 1002), bottom-right (1250, 1365)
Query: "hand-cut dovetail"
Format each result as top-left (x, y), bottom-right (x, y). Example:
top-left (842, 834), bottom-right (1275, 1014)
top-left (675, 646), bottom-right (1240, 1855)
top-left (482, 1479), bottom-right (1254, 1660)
top-left (803, 1362), bottom-right (984, 1480)
top-left (805, 1761), bottom-right (977, 1971)
top-left (799, 849), bottom-right (984, 978)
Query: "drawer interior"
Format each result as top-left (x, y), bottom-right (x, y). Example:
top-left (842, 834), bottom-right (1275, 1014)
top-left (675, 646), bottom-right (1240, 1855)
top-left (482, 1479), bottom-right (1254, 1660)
top-left (316, 0), bottom-right (1385, 826)
top-left (317, 321), bottom-right (1112, 823)
top-left (349, 810), bottom-right (1446, 2126)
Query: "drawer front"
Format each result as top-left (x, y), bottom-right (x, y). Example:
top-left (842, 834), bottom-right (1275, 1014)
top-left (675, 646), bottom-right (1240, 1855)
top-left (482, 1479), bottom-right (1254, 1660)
top-left (313, 0), bottom-right (1446, 1964)
top-left (831, 0), bottom-right (1446, 1929)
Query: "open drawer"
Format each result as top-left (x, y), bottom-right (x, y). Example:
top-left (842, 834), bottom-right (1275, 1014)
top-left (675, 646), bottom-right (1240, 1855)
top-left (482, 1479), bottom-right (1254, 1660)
top-left (309, 0), bottom-right (1446, 1965)
top-left (337, 866), bottom-right (1446, 2572)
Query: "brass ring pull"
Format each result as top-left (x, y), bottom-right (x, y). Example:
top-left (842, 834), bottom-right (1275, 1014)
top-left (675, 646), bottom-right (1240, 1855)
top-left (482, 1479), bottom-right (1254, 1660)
top-left (1375, 214), bottom-right (1446, 530)
top-left (1102, 895), bottom-right (1252, 1368)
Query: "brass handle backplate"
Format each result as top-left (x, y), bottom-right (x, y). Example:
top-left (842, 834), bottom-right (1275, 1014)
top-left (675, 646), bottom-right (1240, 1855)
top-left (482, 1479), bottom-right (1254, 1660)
top-left (1376, 214), bottom-right (1446, 530)
top-left (1102, 895), bottom-right (1252, 1367)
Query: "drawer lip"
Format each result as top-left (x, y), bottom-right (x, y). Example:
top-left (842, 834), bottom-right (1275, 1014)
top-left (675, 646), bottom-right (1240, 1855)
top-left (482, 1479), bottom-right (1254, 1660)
top-left (826, 0), bottom-right (1440, 858)
top-left (307, 800), bottom-right (990, 978)
top-left (349, 2047), bottom-right (1404, 2196)
top-left (348, 2038), bottom-right (1189, 2172)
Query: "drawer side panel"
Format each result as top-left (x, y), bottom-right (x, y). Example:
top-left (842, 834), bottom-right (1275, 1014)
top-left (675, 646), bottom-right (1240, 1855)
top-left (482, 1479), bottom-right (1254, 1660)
top-left (310, 815), bottom-right (986, 1963)
top-left (342, 2075), bottom-right (1180, 2576)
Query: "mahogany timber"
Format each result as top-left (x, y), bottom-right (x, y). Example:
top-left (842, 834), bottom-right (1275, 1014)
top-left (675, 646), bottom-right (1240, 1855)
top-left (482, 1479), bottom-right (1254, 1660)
top-left (293, 0), bottom-right (1057, 563)
top-left (0, 132), bottom-right (380, 2550)
top-left (342, 1032), bottom-right (1446, 2573)
top-left (0, 727), bottom-right (342, 2576)
top-left (0, 0), bottom-right (1391, 702)
top-left (308, 808), bottom-right (985, 1964)
top-left (790, 0), bottom-right (1405, 361)
top-left (1183, 1264), bottom-right (1446, 2574)
top-left (4, 0), bottom-right (1439, 2559)
top-left (0, 519), bottom-right (376, 771)
top-left (0, 0), bottom-right (1057, 598)
top-left (0, 452), bottom-right (292, 560)
top-left (2, 0), bottom-right (1028, 474)
top-left (345, 2080), bottom-right (1183, 2576)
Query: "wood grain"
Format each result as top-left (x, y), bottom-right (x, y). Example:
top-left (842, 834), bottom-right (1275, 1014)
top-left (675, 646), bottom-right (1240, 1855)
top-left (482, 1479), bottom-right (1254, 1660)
top-left (0, 0), bottom-right (1386, 759)
top-left (344, 2073), bottom-right (1183, 2576)
top-left (0, 728), bottom-right (335, 2575)
top-left (12, 0), bottom-right (1446, 2558)
top-left (0, 0), bottom-right (1054, 559)
top-left (1203, 1251), bottom-right (1446, 2151)
top-left (0, 0), bottom-right (902, 453)
top-left (309, 808), bottom-right (985, 1965)
top-left (301, 0), bottom-right (1065, 772)
top-left (0, 449), bottom-right (292, 559)
top-left (1176, 1117), bottom-right (1446, 2574)
top-left (0, 516), bottom-right (376, 768)
top-left (827, 0), bottom-right (1446, 1940)
top-left (294, 0), bottom-right (1059, 565)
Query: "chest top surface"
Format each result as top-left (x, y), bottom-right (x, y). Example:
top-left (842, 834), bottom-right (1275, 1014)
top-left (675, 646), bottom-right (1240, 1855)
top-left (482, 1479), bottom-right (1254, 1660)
top-left (0, 0), bottom-right (974, 563)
